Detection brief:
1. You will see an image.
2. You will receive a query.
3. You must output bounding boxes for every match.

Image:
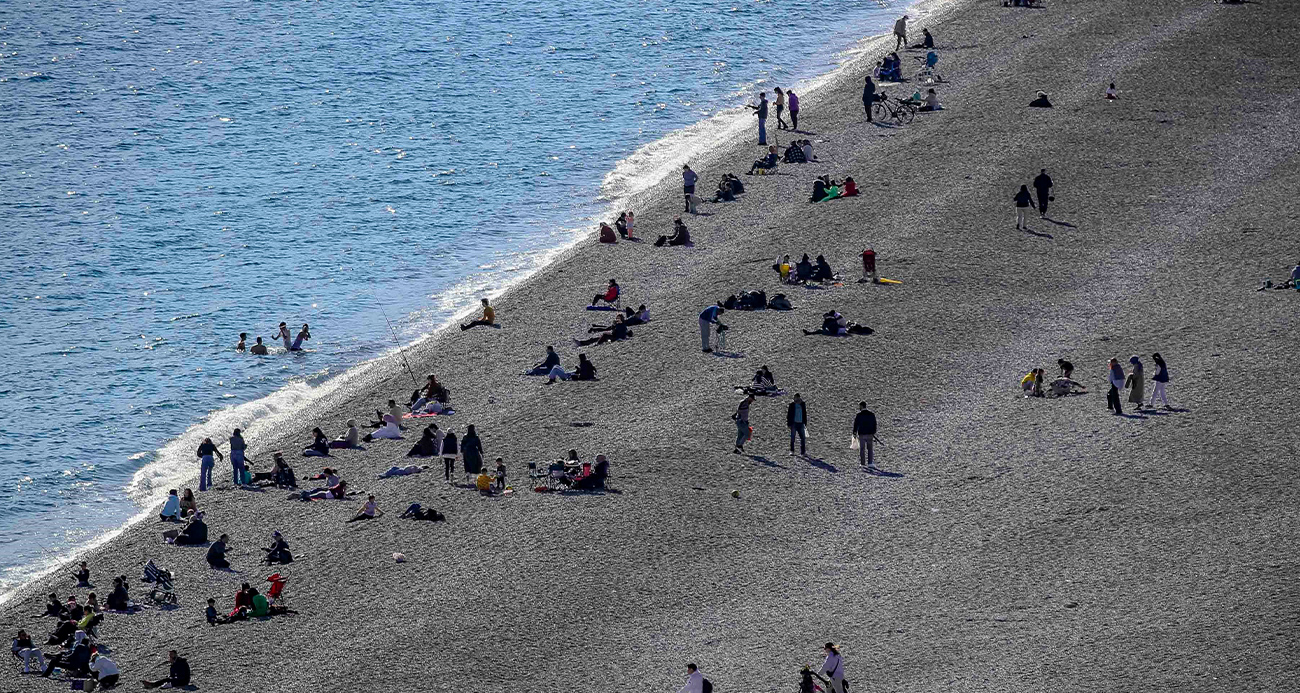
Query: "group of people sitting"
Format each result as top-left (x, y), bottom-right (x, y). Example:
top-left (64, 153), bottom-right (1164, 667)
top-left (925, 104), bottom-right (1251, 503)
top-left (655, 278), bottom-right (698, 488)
top-left (775, 253), bottom-right (836, 284)
top-left (17, 572), bottom-right (140, 685)
top-left (1021, 362), bottom-right (1089, 397)
top-left (783, 140), bottom-right (816, 163)
top-left (810, 176), bottom-right (858, 202)
top-left (653, 217), bottom-right (691, 246)
top-left (712, 174), bottom-right (745, 202)
top-left (542, 451), bottom-right (611, 492)
top-left (158, 488), bottom-right (198, 522)
top-left (205, 578), bottom-right (294, 625)
top-left (527, 345), bottom-right (599, 383)
top-left (874, 52), bottom-right (905, 82)
top-left (803, 310), bottom-right (873, 336)
top-left (597, 210), bottom-right (640, 243)
top-left (738, 366), bottom-right (780, 396)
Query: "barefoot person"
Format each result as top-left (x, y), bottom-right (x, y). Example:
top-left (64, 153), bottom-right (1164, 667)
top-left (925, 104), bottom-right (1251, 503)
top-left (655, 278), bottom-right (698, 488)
top-left (196, 438), bottom-right (223, 492)
top-left (249, 337), bottom-right (268, 355)
top-left (275, 322), bottom-right (292, 351)
top-left (460, 298), bottom-right (496, 331)
top-left (346, 495), bottom-right (382, 523)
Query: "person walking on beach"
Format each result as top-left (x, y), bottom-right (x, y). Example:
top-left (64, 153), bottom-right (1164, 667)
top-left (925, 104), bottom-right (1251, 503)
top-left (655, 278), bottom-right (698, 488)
top-left (747, 92), bottom-right (769, 145)
top-left (852, 402), bottom-right (877, 468)
top-left (275, 322), bottom-right (292, 351)
top-left (788, 89), bottom-right (800, 130)
top-left (674, 663), bottom-right (706, 693)
top-left (1125, 355), bottom-right (1145, 410)
top-left (229, 429), bottom-right (247, 486)
top-left (893, 15), bottom-right (909, 50)
top-left (774, 87), bottom-right (788, 130)
top-left (787, 393), bottom-right (808, 456)
top-left (196, 437), bottom-right (223, 492)
top-left (732, 394), bottom-right (754, 454)
top-left (699, 303), bottom-right (726, 353)
top-left (1033, 169), bottom-right (1053, 218)
top-left (862, 76), bottom-right (877, 122)
top-left (461, 298), bottom-right (496, 330)
top-left (682, 164), bottom-right (698, 213)
top-left (1149, 352), bottom-right (1171, 408)
top-left (1014, 185), bottom-right (1036, 230)
top-left (1106, 358), bottom-right (1126, 415)
top-left (819, 643), bottom-right (846, 693)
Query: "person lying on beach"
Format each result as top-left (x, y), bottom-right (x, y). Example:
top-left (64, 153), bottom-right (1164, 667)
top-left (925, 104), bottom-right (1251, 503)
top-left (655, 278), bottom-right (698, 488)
top-left (329, 420), bottom-right (360, 449)
top-left (45, 618), bottom-right (76, 647)
top-left (655, 218), bottom-right (690, 246)
top-left (346, 495), bottom-right (382, 523)
top-left (748, 146), bottom-right (779, 175)
top-left (249, 336), bottom-right (268, 355)
top-left (460, 298), bottom-right (496, 331)
top-left (591, 279), bottom-right (620, 308)
top-left (163, 512), bottom-right (208, 545)
top-left (407, 425), bottom-right (442, 458)
top-left (589, 305), bottom-right (649, 331)
top-left (363, 414), bottom-right (403, 443)
top-left (141, 650), bottom-right (190, 689)
top-left (263, 531), bottom-right (292, 564)
top-left (400, 503), bottom-right (446, 521)
top-left (206, 534), bottom-right (231, 569)
top-left (299, 477), bottom-right (347, 501)
top-left (380, 464), bottom-right (426, 478)
top-left (300, 423), bottom-right (330, 457)
top-left (803, 311), bottom-right (872, 336)
top-left (1049, 377), bottom-right (1089, 397)
top-left (527, 346), bottom-right (561, 375)
top-left (598, 222), bottom-right (617, 243)
top-left (290, 323), bottom-right (311, 350)
top-left (307, 467), bottom-right (341, 487)
top-left (1029, 91), bottom-right (1053, 108)
top-left (575, 315), bottom-right (631, 346)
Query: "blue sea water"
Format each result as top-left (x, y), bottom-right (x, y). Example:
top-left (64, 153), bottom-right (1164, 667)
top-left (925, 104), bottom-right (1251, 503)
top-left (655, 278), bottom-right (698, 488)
top-left (0, 0), bottom-right (901, 595)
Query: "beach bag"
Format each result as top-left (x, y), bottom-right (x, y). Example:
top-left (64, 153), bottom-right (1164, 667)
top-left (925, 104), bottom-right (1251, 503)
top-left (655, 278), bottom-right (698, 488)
top-left (850, 435), bottom-right (859, 450)
top-left (768, 294), bottom-right (792, 310)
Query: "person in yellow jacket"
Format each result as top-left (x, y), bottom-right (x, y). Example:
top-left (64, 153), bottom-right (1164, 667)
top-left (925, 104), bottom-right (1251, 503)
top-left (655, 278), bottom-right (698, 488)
top-left (460, 298), bottom-right (496, 331)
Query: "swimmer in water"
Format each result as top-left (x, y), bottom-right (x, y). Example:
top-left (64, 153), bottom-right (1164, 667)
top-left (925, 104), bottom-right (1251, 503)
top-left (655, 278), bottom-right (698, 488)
top-left (249, 337), bottom-right (268, 355)
top-left (236, 333), bottom-right (247, 352)
top-left (275, 322), bottom-right (292, 350)
top-left (290, 323), bottom-right (311, 351)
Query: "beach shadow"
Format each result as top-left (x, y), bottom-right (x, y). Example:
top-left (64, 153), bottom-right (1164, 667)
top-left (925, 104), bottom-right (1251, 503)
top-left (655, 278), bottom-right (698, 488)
top-left (806, 456), bottom-right (839, 473)
top-left (1022, 227), bottom-right (1054, 239)
top-left (865, 467), bottom-right (905, 478)
top-left (712, 350), bottom-right (745, 359)
top-left (747, 455), bottom-right (786, 469)
top-left (1043, 217), bottom-right (1077, 228)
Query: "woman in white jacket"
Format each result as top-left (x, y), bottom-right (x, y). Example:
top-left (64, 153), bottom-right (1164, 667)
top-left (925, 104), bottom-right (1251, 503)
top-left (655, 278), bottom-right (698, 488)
top-left (819, 642), bottom-right (845, 693)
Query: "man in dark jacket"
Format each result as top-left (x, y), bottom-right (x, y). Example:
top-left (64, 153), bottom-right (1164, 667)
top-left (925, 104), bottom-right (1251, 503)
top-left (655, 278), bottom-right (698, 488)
top-left (143, 650), bottom-right (191, 689)
top-left (206, 534), bottom-right (230, 569)
top-left (862, 76), bottom-right (877, 122)
top-left (747, 92), bottom-right (769, 145)
top-left (787, 394), bottom-right (808, 456)
top-left (852, 402), bottom-right (878, 468)
top-left (1033, 169), bottom-right (1053, 218)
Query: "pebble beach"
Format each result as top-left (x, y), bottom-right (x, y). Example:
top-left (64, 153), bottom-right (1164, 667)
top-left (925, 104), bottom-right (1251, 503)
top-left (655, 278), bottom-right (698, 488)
top-left (3, 0), bottom-right (1298, 691)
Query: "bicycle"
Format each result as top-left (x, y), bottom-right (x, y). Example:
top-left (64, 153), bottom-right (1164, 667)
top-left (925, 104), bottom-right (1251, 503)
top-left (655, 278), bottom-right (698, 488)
top-left (871, 91), bottom-right (915, 125)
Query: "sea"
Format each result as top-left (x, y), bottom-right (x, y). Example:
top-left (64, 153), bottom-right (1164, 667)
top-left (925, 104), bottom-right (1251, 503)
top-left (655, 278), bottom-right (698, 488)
top-left (0, 0), bottom-right (904, 598)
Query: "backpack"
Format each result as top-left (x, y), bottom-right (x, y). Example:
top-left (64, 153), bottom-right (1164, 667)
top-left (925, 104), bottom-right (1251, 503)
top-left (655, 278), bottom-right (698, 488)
top-left (702, 679), bottom-right (713, 693)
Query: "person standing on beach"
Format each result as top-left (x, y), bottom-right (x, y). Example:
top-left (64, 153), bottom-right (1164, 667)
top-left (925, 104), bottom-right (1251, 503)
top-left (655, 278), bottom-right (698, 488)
top-left (275, 322), bottom-right (292, 351)
top-left (1150, 353), bottom-right (1171, 408)
top-left (682, 164), bottom-right (698, 214)
top-left (1126, 355), bottom-right (1145, 410)
top-left (1033, 169), bottom-right (1053, 218)
top-left (699, 303), bottom-right (726, 353)
top-left (747, 92), bottom-right (769, 145)
top-left (732, 394), bottom-right (754, 454)
top-left (774, 87), bottom-right (788, 130)
top-left (1106, 358), bottom-right (1126, 415)
top-left (893, 15), bottom-right (909, 51)
top-left (787, 393), bottom-right (808, 456)
top-left (787, 89), bottom-right (800, 130)
top-left (229, 429), bottom-right (247, 486)
top-left (674, 663), bottom-right (705, 693)
top-left (862, 76), bottom-right (877, 122)
top-left (1014, 185), bottom-right (1036, 230)
top-left (852, 402), bottom-right (877, 468)
top-left (819, 643), bottom-right (846, 693)
top-left (196, 437), bottom-right (223, 492)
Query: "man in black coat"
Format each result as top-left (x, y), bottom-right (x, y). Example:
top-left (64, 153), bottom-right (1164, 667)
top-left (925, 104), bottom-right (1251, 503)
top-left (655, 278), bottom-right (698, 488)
top-left (787, 394), bottom-right (808, 456)
top-left (851, 402), bottom-right (878, 468)
top-left (143, 650), bottom-right (191, 689)
top-left (1033, 169), bottom-right (1053, 218)
top-left (862, 76), bottom-right (877, 122)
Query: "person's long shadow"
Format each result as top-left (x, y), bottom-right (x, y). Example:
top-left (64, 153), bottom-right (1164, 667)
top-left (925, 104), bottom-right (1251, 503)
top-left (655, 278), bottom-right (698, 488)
top-left (1043, 217), bottom-right (1077, 228)
top-left (1022, 226), bottom-right (1054, 239)
top-left (865, 467), bottom-right (906, 478)
top-left (747, 455), bottom-right (786, 469)
top-left (805, 456), bottom-right (839, 473)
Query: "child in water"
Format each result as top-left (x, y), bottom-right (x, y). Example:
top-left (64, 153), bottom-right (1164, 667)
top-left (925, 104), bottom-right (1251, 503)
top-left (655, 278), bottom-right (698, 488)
top-left (290, 324), bottom-right (311, 351)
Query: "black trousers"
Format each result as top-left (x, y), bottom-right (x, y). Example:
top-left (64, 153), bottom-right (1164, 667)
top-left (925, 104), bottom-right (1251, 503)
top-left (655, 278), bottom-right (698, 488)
top-left (1107, 385), bottom-right (1122, 413)
top-left (1035, 188), bottom-right (1050, 215)
top-left (444, 457), bottom-right (454, 480)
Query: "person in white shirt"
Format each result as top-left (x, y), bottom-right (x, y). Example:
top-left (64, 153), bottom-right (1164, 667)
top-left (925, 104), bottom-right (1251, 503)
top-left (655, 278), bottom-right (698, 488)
top-left (819, 643), bottom-right (845, 693)
top-left (89, 652), bottom-right (120, 688)
top-left (675, 663), bottom-right (704, 693)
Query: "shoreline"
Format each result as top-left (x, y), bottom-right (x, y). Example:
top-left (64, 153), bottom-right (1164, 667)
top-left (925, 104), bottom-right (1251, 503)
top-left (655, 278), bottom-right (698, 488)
top-left (0, 0), bottom-right (925, 602)
top-left (4, 0), bottom-right (1297, 691)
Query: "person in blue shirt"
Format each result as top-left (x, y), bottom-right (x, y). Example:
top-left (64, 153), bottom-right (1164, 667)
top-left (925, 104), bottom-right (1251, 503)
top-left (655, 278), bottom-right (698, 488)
top-left (747, 92), bottom-right (769, 145)
top-left (698, 304), bottom-right (726, 353)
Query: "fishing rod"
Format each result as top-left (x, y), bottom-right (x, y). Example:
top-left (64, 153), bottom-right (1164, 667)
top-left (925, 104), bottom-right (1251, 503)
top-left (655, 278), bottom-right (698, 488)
top-left (374, 297), bottom-right (420, 388)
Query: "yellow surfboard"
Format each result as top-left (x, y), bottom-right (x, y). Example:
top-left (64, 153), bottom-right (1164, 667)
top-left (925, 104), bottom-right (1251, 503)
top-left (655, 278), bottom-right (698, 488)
top-left (878, 278), bottom-right (902, 284)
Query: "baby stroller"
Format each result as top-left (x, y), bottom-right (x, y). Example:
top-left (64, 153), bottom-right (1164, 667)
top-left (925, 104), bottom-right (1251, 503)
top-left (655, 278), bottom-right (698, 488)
top-left (142, 560), bottom-right (177, 606)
